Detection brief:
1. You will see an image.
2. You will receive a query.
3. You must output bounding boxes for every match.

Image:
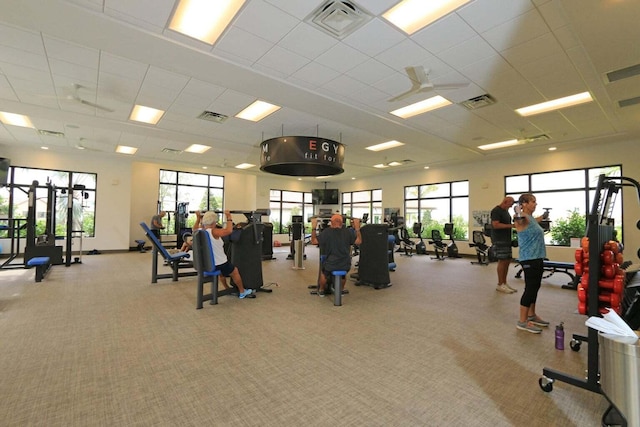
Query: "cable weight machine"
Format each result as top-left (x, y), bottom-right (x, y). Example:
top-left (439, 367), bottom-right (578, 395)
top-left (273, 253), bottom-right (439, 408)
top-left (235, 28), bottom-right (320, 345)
top-left (539, 174), bottom-right (640, 415)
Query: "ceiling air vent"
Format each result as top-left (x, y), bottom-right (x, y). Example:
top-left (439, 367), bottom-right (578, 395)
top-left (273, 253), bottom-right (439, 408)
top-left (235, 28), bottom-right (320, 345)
top-left (606, 63), bottom-right (640, 83)
top-left (306, 1), bottom-right (372, 39)
top-left (37, 129), bottom-right (65, 137)
top-left (197, 111), bottom-right (228, 123)
top-left (618, 96), bottom-right (640, 108)
top-left (162, 148), bottom-right (183, 154)
top-left (459, 94), bottom-right (496, 110)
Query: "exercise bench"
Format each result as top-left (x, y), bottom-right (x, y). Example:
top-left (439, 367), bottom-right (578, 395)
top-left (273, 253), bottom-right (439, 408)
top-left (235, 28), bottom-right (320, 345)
top-left (26, 256), bottom-right (51, 282)
top-left (191, 229), bottom-right (238, 308)
top-left (514, 259), bottom-right (581, 289)
top-left (139, 222), bottom-right (197, 283)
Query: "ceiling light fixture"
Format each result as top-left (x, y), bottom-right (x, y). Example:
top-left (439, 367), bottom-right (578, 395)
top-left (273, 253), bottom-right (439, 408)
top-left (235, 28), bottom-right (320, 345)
top-left (383, 0), bottom-right (471, 35)
top-left (235, 100), bottom-right (281, 122)
top-left (374, 164), bottom-right (389, 169)
top-left (116, 145), bottom-right (138, 155)
top-left (185, 144), bottom-right (211, 153)
top-left (169, 0), bottom-right (246, 44)
top-left (0, 111), bottom-right (35, 128)
top-left (366, 140), bottom-right (405, 152)
top-left (130, 105), bottom-right (165, 124)
top-left (477, 139), bottom-right (525, 151)
top-left (390, 95), bottom-right (452, 118)
top-left (235, 163), bottom-right (255, 169)
top-left (515, 92), bottom-right (593, 117)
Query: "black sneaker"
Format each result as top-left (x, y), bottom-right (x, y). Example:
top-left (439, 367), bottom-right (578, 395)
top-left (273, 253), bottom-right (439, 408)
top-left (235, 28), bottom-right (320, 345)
top-left (318, 290), bottom-right (326, 297)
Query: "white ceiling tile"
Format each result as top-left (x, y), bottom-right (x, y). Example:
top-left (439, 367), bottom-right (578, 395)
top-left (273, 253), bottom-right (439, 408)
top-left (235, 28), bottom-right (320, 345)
top-left (215, 26), bottom-right (274, 64)
top-left (342, 18), bottom-right (405, 57)
top-left (0, 23), bottom-right (45, 55)
top-left (375, 39), bottom-right (432, 72)
top-left (233, 0), bottom-right (300, 44)
top-left (104, 0), bottom-right (175, 30)
top-left (277, 23), bottom-right (337, 60)
top-left (315, 43), bottom-right (369, 73)
top-left (99, 53), bottom-right (148, 81)
top-left (290, 61), bottom-right (341, 87)
top-left (500, 32), bottom-right (564, 68)
top-left (0, 46), bottom-right (49, 71)
top-left (482, 9), bottom-right (549, 52)
top-left (345, 58), bottom-right (396, 86)
top-left (49, 60), bottom-right (97, 83)
top-left (438, 36), bottom-right (497, 70)
top-left (412, 13), bottom-right (476, 55)
top-left (43, 36), bottom-right (100, 68)
top-left (144, 66), bottom-right (190, 90)
top-left (458, 0), bottom-right (534, 33)
top-left (263, 0), bottom-right (318, 20)
top-left (255, 45), bottom-right (310, 76)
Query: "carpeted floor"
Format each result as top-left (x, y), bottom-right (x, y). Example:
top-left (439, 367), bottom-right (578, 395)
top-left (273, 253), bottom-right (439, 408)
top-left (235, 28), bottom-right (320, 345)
top-left (0, 246), bottom-right (611, 426)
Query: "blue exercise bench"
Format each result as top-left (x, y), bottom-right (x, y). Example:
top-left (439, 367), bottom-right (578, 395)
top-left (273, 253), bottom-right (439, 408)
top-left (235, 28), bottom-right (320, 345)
top-left (310, 255), bottom-right (348, 306)
top-left (26, 256), bottom-right (51, 282)
top-left (139, 222), bottom-right (197, 283)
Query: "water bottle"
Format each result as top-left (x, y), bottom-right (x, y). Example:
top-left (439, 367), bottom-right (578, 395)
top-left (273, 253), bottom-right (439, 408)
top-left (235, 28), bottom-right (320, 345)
top-left (555, 322), bottom-right (564, 350)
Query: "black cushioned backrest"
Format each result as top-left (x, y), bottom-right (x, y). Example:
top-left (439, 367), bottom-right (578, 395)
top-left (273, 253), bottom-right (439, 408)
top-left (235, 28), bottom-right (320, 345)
top-left (192, 229), bottom-right (215, 273)
top-left (473, 230), bottom-right (486, 246)
top-left (139, 222), bottom-right (171, 259)
top-left (431, 229), bottom-right (442, 242)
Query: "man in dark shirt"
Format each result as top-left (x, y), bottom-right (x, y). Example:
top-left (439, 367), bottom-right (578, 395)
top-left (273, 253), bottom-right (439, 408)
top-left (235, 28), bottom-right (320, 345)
top-left (310, 214), bottom-right (362, 297)
top-left (491, 197), bottom-right (516, 294)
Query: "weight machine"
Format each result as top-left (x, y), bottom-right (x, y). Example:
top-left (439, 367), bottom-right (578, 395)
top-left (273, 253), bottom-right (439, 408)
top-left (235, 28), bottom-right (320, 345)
top-left (539, 173), bottom-right (640, 425)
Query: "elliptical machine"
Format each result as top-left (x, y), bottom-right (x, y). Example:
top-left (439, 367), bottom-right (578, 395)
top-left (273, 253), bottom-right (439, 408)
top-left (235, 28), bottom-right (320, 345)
top-left (444, 223), bottom-right (461, 258)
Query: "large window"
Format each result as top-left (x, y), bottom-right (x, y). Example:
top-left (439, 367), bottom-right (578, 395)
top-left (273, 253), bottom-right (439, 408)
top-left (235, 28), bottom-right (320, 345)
top-left (0, 166), bottom-right (97, 238)
top-left (342, 189), bottom-right (382, 223)
top-left (269, 190), bottom-right (313, 234)
top-left (506, 165), bottom-right (622, 245)
top-left (404, 181), bottom-right (469, 240)
top-left (158, 169), bottom-right (224, 234)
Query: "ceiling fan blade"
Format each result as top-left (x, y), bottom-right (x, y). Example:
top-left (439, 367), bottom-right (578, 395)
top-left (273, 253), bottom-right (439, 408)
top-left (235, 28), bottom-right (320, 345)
top-left (406, 66), bottom-right (428, 84)
top-left (77, 98), bottom-right (114, 112)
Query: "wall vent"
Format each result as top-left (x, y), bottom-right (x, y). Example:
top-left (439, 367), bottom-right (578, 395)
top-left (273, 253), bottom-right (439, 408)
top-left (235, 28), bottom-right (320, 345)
top-left (618, 96), bottom-right (640, 108)
top-left (198, 111), bottom-right (228, 123)
top-left (459, 94), bottom-right (496, 110)
top-left (606, 63), bottom-right (640, 83)
top-left (37, 129), bottom-right (65, 137)
top-left (162, 148), bottom-right (183, 154)
top-left (306, 1), bottom-right (372, 39)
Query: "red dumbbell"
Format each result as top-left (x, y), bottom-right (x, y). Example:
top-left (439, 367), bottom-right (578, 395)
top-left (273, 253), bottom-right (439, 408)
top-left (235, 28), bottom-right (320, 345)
top-left (598, 276), bottom-right (624, 294)
top-left (601, 250), bottom-right (615, 265)
top-left (616, 252), bottom-right (624, 265)
top-left (575, 261), bottom-right (583, 276)
top-left (575, 249), bottom-right (584, 263)
top-left (598, 291), bottom-right (621, 308)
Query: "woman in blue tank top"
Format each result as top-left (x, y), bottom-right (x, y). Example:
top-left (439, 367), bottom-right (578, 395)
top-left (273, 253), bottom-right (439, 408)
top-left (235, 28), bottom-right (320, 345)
top-left (514, 193), bottom-right (550, 334)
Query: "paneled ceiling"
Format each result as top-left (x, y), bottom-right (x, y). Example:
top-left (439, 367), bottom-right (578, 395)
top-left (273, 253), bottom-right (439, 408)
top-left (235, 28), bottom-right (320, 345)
top-left (1, 0), bottom-right (639, 180)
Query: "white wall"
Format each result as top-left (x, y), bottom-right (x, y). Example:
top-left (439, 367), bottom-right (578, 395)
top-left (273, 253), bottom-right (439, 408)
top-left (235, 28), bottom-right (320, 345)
top-left (3, 138), bottom-right (639, 266)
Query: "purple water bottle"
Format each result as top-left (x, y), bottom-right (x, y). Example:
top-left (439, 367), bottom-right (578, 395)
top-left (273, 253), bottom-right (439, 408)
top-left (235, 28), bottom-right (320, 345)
top-left (555, 322), bottom-right (564, 350)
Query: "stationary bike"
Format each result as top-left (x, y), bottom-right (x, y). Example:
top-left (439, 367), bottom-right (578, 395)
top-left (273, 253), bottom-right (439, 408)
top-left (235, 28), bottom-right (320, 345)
top-left (413, 222), bottom-right (427, 255)
top-left (444, 223), bottom-right (460, 258)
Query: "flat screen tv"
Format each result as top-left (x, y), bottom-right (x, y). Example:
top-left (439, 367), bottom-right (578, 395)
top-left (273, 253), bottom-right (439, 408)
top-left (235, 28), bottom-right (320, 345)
top-left (0, 157), bottom-right (9, 187)
top-left (312, 188), bottom-right (339, 205)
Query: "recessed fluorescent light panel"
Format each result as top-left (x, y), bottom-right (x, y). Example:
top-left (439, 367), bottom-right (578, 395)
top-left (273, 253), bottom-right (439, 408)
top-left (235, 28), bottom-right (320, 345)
top-left (185, 144), bottom-right (211, 153)
top-left (390, 95), bottom-right (452, 118)
top-left (366, 140), bottom-right (405, 152)
top-left (373, 164), bottom-right (389, 169)
top-left (129, 105), bottom-right (165, 124)
top-left (235, 100), bottom-right (281, 122)
top-left (0, 111), bottom-right (35, 128)
top-left (116, 145), bottom-right (138, 155)
top-left (477, 139), bottom-right (525, 151)
top-left (515, 92), bottom-right (593, 117)
top-left (235, 163), bottom-right (255, 169)
top-left (169, 0), bottom-right (246, 44)
top-left (383, 0), bottom-right (471, 35)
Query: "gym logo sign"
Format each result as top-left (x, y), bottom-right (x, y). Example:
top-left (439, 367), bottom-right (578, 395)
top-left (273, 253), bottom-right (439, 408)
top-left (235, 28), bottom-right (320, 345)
top-left (260, 136), bottom-right (345, 176)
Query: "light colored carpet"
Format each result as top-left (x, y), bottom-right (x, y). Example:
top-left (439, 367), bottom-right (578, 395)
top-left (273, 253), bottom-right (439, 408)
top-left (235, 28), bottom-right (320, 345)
top-left (0, 247), bottom-right (610, 426)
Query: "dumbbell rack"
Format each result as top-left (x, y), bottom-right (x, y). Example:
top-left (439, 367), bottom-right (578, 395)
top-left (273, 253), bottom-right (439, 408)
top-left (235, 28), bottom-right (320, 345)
top-left (539, 174), bottom-right (640, 396)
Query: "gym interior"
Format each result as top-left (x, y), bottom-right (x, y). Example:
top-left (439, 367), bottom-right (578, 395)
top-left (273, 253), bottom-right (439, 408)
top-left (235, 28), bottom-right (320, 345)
top-left (2, 1), bottom-right (640, 426)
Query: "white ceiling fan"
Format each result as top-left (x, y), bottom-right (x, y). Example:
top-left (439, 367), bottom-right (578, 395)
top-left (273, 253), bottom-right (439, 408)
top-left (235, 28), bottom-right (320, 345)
top-left (65, 83), bottom-right (114, 112)
top-left (389, 66), bottom-right (469, 102)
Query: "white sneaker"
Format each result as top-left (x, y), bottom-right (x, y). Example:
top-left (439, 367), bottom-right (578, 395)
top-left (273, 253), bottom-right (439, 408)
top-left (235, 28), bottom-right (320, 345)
top-left (496, 284), bottom-right (515, 294)
top-left (505, 283), bottom-right (518, 293)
